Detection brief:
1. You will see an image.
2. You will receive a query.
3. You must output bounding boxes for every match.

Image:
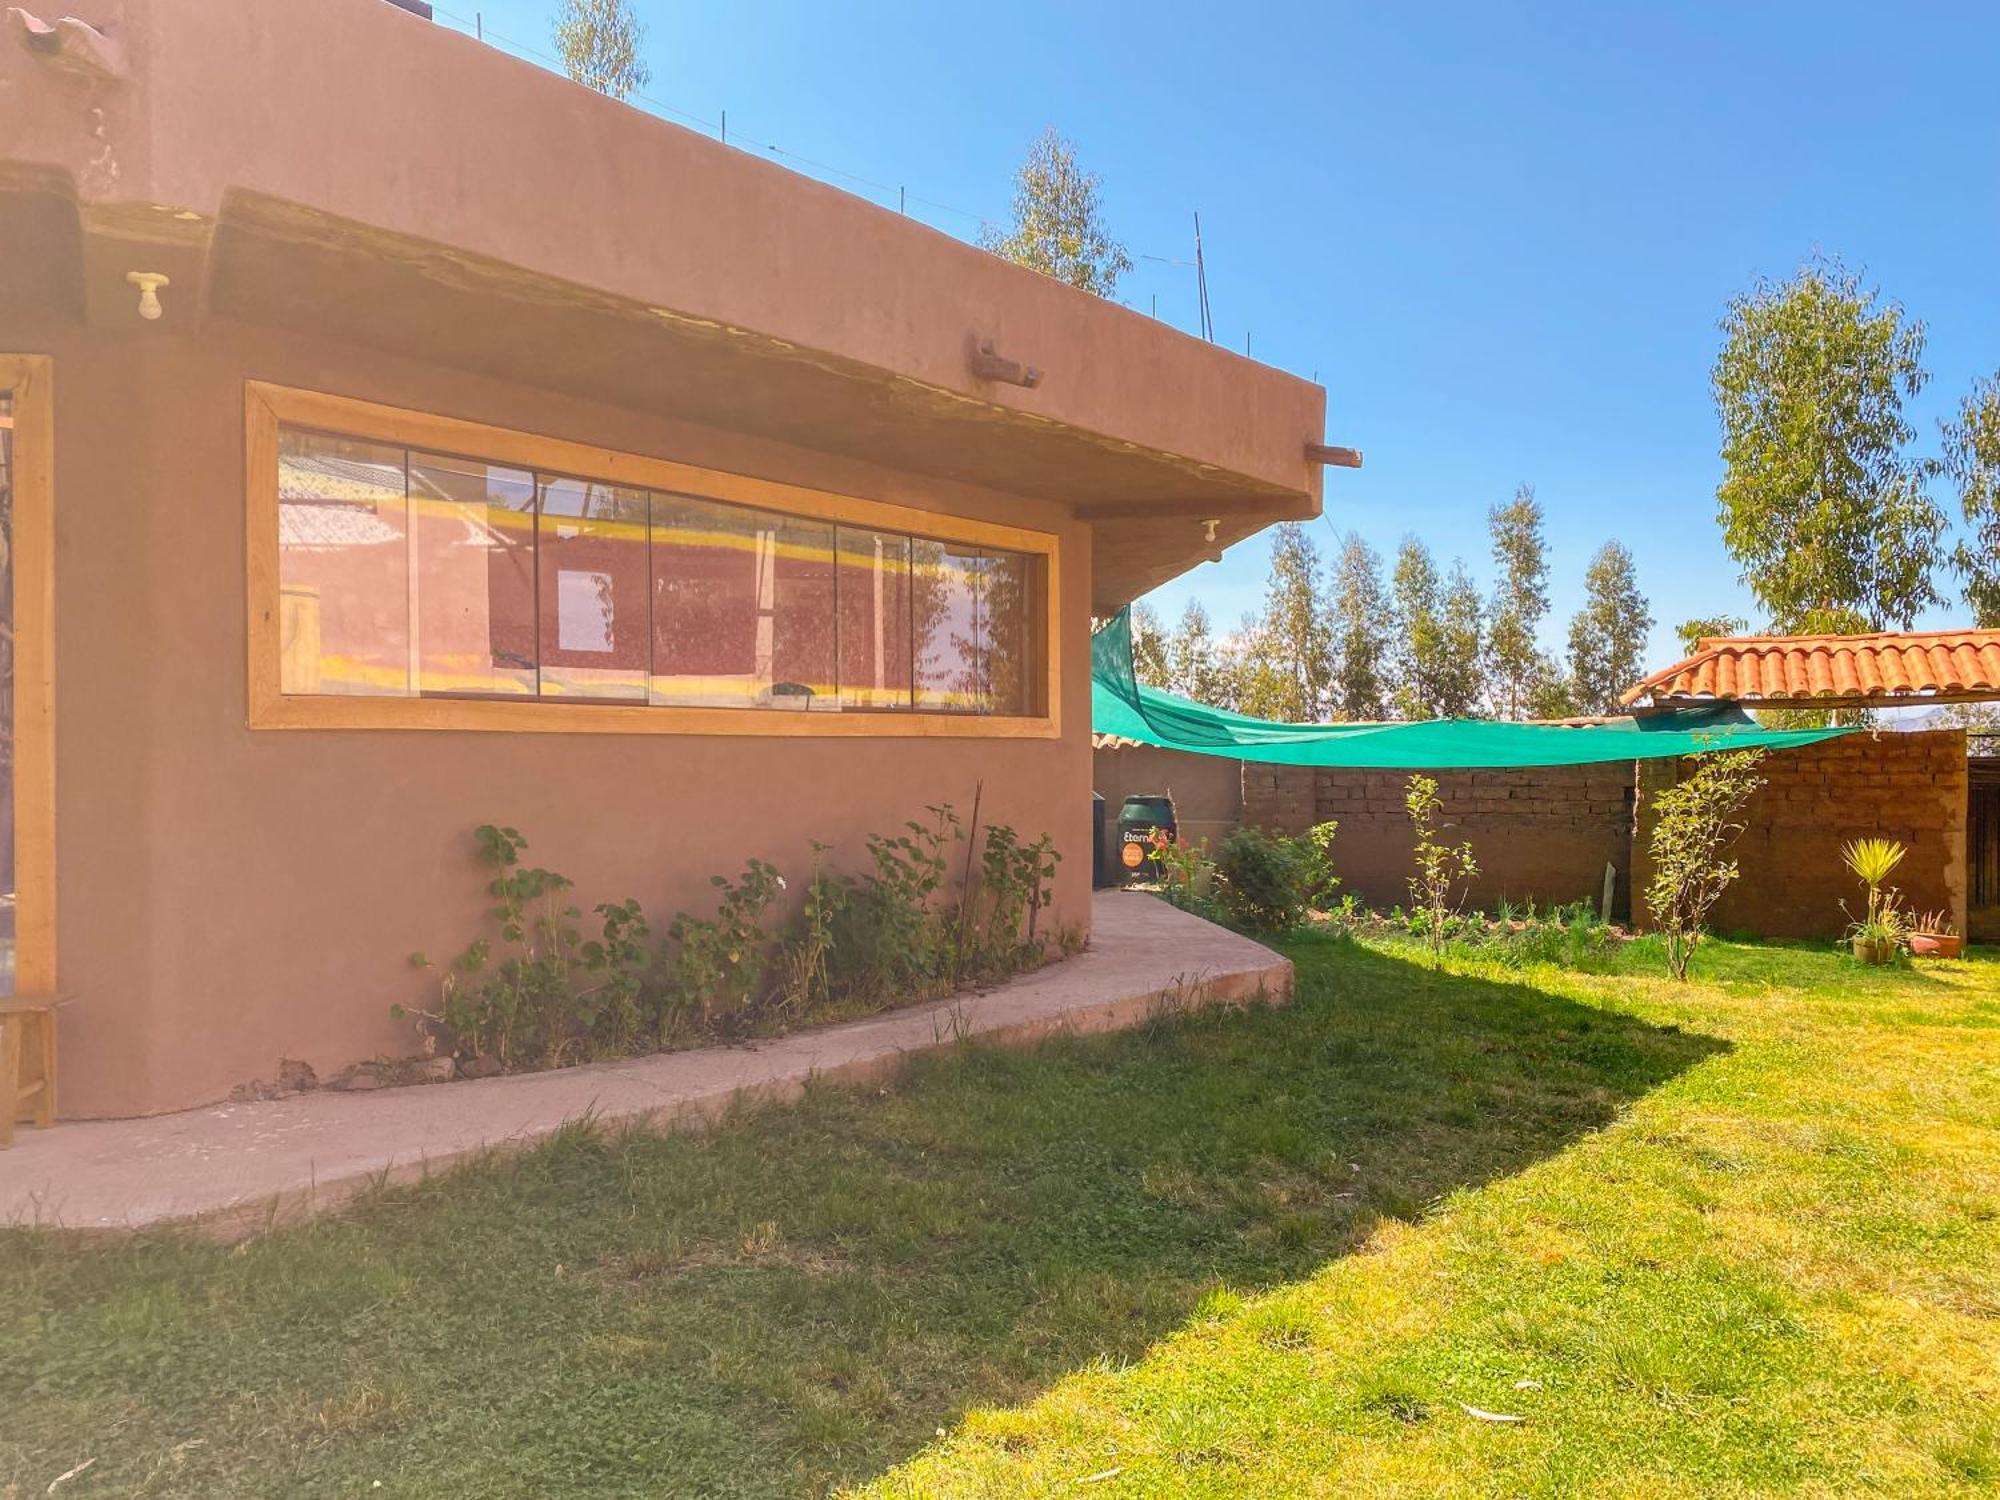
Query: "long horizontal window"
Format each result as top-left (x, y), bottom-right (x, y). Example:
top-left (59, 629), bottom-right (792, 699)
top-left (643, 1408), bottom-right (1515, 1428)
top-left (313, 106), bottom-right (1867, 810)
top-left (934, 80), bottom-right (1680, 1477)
top-left (275, 425), bottom-right (1043, 717)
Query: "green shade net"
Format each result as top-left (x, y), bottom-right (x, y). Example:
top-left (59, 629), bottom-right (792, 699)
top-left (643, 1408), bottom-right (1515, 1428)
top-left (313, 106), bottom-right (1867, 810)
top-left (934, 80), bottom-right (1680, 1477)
top-left (1092, 609), bottom-right (1852, 769)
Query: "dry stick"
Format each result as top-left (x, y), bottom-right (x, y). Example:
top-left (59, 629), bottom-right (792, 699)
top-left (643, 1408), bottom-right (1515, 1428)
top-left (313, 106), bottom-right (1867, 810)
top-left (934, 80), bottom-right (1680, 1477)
top-left (951, 780), bottom-right (985, 988)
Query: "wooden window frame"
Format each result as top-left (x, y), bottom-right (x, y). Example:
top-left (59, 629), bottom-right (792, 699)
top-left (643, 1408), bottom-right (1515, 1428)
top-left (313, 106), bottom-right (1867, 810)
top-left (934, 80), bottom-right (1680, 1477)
top-left (0, 355), bottom-right (56, 995)
top-left (245, 383), bottom-right (1061, 738)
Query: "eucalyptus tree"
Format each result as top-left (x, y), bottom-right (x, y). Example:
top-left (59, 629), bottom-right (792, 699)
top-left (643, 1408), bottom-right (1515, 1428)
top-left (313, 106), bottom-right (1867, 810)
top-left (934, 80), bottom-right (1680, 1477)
top-left (1712, 257), bottom-right (1944, 632)
top-left (982, 128), bottom-right (1132, 297)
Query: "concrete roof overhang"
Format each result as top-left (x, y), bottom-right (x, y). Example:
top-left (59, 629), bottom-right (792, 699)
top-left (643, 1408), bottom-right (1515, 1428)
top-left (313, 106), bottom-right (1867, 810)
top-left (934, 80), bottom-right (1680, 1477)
top-left (0, 0), bottom-right (1332, 611)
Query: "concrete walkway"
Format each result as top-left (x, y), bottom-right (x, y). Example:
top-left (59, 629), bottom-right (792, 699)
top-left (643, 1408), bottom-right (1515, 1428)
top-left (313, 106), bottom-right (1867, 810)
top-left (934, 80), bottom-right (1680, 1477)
top-left (0, 892), bottom-right (1288, 1236)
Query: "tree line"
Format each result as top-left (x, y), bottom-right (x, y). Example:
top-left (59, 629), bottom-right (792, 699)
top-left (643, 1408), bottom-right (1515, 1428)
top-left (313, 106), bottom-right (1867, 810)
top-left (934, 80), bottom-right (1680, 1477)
top-left (1129, 493), bottom-right (1653, 722)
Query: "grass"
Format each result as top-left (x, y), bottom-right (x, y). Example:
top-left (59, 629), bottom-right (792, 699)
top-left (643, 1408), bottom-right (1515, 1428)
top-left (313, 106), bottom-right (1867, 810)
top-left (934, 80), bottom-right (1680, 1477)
top-left (2, 929), bottom-right (1996, 1497)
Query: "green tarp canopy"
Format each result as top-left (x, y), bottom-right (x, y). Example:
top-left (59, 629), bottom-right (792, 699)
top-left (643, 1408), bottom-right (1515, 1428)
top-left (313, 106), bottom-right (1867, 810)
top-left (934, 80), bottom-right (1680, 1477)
top-left (1091, 609), bottom-right (1852, 769)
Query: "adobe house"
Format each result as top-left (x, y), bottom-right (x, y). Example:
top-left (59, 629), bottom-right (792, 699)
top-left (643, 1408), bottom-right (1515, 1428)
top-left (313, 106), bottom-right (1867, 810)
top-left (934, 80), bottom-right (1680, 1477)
top-left (1, 0), bottom-right (1337, 1116)
top-left (1099, 630), bottom-right (1998, 940)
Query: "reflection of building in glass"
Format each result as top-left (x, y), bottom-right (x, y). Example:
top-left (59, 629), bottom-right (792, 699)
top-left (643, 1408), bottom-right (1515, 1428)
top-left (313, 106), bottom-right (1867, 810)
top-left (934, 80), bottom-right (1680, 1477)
top-left (277, 428), bottom-right (1040, 715)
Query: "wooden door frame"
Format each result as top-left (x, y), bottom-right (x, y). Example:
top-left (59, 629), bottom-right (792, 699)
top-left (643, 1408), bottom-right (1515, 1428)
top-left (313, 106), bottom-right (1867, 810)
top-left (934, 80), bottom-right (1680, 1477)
top-left (0, 355), bottom-right (56, 995)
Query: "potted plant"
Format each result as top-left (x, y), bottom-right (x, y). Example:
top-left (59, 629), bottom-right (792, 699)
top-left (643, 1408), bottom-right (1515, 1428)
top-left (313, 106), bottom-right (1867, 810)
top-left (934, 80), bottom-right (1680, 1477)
top-left (1840, 838), bottom-right (1908, 965)
top-left (1909, 910), bottom-right (1964, 960)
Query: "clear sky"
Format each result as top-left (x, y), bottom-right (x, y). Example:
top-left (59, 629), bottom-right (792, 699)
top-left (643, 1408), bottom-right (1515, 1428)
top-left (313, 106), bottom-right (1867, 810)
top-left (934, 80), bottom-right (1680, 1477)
top-left (433, 0), bottom-right (1998, 669)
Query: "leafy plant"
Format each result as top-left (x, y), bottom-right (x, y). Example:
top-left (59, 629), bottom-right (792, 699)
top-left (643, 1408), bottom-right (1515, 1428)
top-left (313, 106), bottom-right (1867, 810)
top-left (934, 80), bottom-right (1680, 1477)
top-left (1215, 825), bottom-right (1314, 935)
top-left (778, 841), bottom-right (845, 1018)
top-left (970, 823), bottom-right (1061, 978)
top-left (1147, 828), bottom-right (1211, 910)
top-left (1405, 776), bottom-right (1478, 968)
top-left (1300, 820), bottom-right (1342, 910)
top-left (829, 805), bottom-right (962, 1001)
top-left (578, 897), bottom-right (652, 1057)
top-left (661, 860), bottom-right (786, 1040)
top-left (398, 802), bottom-right (1067, 1081)
top-left (1912, 908), bottom-right (1958, 938)
top-left (1643, 749), bottom-right (1767, 980)
top-left (1841, 838), bottom-right (1909, 958)
top-left (395, 824), bottom-right (591, 1069)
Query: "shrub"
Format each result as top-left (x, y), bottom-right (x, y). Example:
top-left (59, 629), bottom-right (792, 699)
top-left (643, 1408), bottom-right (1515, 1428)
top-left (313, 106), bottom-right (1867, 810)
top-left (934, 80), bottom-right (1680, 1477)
top-left (397, 824), bottom-right (645, 1068)
top-left (1215, 825), bottom-right (1315, 934)
top-left (1147, 828), bottom-right (1210, 910)
top-left (777, 840), bottom-right (843, 1018)
top-left (1300, 820), bottom-right (1342, 910)
top-left (1644, 748), bottom-right (1767, 980)
top-left (578, 896), bottom-right (652, 1056)
top-left (398, 801), bottom-right (1066, 1079)
top-left (1405, 776), bottom-right (1478, 969)
top-left (967, 823), bottom-right (1061, 979)
top-left (827, 805), bottom-right (961, 1001)
top-left (660, 859), bottom-right (785, 1040)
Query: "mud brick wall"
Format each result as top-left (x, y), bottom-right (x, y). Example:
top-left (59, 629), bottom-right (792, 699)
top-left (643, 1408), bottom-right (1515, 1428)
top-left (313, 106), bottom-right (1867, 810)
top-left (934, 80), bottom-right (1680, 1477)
top-left (1632, 729), bottom-right (1968, 941)
top-left (1108, 729), bottom-right (1970, 939)
top-left (1242, 764), bottom-right (1636, 918)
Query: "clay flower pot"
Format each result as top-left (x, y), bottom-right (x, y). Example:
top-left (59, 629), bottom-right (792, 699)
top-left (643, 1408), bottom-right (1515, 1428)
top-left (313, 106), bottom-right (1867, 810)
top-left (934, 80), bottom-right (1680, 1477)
top-left (1909, 931), bottom-right (1963, 960)
top-left (1850, 935), bottom-right (1896, 965)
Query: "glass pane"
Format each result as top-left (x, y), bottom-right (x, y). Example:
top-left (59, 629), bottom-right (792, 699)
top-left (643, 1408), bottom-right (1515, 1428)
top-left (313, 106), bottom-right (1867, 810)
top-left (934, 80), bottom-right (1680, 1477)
top-left (912, 539), bottom-right (985, 713)
top-left (0, 391), bottom-right (14, 994)
top-left (983, 550), bottom-right (1037, 717)
top-left (536, 477), bottom-right (650, 701)
top-left (652, 497), bottom-right (837, 709)
top-left (835, 528), bottom-right (912, 710)
top-left (277, 430), bottom-right (411, 696)
top-left (409, 453), bottom-right (536, 697)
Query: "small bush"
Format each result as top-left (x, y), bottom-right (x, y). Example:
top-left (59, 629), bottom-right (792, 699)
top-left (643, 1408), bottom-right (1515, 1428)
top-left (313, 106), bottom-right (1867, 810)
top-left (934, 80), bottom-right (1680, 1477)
top-left (1299, 821), bottom-right (1342, 910)
top-left (1644, 749), bottom-right (1767, 980)
top-left (397, 824), bottom-right (652, 1069)
top-left (397, 799), bottom-right (1066, 1079)
top-left (1405, 777), bottom-right (1477, 969)
top-left (1215, 826), bottom-right (1315, 934)
top-left (661, 859), bottom-right (785, 1040)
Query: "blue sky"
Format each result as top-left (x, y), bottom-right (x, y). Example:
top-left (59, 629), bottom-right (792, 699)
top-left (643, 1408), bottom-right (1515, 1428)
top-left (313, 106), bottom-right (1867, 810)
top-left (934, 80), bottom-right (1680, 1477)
top-left (436, 1), bottom-right (1999, 668)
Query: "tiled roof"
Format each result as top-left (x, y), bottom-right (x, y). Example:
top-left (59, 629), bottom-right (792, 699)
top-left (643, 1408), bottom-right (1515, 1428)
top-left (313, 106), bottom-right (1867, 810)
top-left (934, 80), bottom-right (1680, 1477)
top-left (1621, 629), bottom-right (2000, 709)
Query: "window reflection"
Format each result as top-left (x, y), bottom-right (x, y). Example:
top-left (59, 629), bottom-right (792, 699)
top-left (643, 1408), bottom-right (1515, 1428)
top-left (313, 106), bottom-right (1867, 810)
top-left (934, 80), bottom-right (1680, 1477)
top-left (277, 431), bottom-right (412, 696)
top-left (983, 549), bottom-right (1037, 717)
top-left (651, 498), bottom-right (836, 709)
top-left (835, 528), bottom-right (913, 710)
top-left (271, 425), bottom-right (1043, 718)
top-left (912, 540), bottom-right (986, 712)
top-left (536, 477), bottom-right (650, 701)
top-left (409, 453), bottom-right (536, 697)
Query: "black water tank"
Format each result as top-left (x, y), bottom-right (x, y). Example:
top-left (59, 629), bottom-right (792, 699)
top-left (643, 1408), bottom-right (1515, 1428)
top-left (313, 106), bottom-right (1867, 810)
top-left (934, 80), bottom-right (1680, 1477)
top-left (1115, 794), bottom-right (1177, 883)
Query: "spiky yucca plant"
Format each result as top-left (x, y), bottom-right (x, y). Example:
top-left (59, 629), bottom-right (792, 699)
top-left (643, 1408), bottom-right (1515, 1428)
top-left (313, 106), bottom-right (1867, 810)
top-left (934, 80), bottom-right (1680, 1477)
top-left (1841, 838), bottom-right (1908, 952)
top-left (1842, 838), bottom-right (1906, 890)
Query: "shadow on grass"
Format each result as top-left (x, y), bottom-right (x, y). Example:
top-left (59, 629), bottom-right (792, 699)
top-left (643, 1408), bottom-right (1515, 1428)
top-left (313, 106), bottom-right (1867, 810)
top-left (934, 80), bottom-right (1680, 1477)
top-left (0, 939), bottom-right (1727, 1500)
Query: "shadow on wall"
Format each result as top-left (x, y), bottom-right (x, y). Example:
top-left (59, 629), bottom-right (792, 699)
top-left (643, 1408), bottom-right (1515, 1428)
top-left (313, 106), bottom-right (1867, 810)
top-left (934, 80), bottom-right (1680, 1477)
top-left (0, 936), bottom-right (1728, 1495)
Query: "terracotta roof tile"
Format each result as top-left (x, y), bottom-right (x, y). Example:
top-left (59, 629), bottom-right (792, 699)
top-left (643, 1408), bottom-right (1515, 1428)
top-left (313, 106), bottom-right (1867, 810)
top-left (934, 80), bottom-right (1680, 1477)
top-left (1621, 629), bottom-right (2000, 709)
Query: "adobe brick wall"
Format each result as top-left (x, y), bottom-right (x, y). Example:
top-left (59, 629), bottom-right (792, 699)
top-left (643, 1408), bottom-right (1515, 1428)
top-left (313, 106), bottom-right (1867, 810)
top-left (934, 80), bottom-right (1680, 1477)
top-left (1109, 729), bottom-right (1971, 941)
top-left (1243, 763), bottom-right (1635, 917)
top-left (1631, 730), bottom-right (1968, 941)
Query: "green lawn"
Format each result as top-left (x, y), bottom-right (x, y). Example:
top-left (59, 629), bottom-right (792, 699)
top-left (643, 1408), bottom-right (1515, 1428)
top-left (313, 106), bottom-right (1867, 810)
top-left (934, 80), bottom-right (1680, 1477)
top-left (4, 928), bottom-right (1996, 1498)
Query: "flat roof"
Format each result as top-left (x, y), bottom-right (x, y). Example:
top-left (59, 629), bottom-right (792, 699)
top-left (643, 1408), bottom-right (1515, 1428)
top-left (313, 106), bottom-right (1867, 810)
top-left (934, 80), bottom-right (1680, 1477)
top-left (1, 0), bottom-right (1335, 608)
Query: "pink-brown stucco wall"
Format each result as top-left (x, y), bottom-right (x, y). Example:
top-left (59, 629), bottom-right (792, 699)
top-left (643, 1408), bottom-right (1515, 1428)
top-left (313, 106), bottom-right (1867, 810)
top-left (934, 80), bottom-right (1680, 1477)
top-left (27, 313), bottom-right (1095, 1118)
